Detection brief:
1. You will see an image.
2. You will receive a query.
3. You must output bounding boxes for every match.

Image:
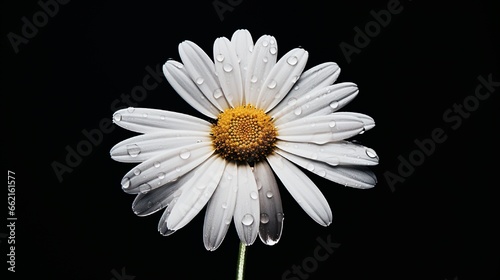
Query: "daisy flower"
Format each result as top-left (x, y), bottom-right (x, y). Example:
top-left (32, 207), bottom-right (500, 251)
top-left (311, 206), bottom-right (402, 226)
top-left (111, 29), bottom-right (378, 251)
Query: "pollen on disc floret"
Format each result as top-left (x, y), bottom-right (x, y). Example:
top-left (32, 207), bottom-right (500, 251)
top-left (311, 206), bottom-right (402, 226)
top-left (211, 105), bottom-right (278, 163)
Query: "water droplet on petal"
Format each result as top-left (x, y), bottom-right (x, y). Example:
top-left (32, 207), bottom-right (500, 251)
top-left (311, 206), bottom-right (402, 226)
top-left (241, 214), bottom-right (254, 226)
top-left (157, 172), bottom-right (165, 179)
top-left (277, 212), bottom-right (284, 222)
top-left (216, 54), bottom-right (225, 62)
top-left (287, 56), bottom-right (298, 65)
top-left (250, 75), bottom-right (258, 83)
top-left (267, 80), bottom-right (277, 89)
top-left (326, 157), bottom-right (340, 166)
top-left (260, 213), bottom-right (270, 224)
top-left (126, 144), bottom-right (141, 157)
top-left (269, 47), bottom-right (277, 55)
top-left (221, 202), bottom-right (228, 209)
top-left (160, 115), bottom-right (166, 120)
top-left (196, 77), bottom-right (204, 85)
top-left (266, 191), bottom-right (273, 198)
top-left (288, 98), bottom-right (297, 106)
top-left (213, 89), bottom-right (223, 99)
top-left (127, 107), bottom-right (135, 113)
top-left (223, 64), bottom-right (233, 72)
top-left (133, 168), bottom-right (141, 176)
top-left (306, 163), bottom-right (315, 171)
top-left (142, 113), bottom-right (148, 118)
top-left (113, 113), bottom-right (122, 122)
top-left (179, 149), bottom-right (191, 159)
top-left (139, 183), bottom-right (152, 193)
top-left (365, 148), bottom-right (378, 158)
top-left (121, 177), bottom-right (130, 189)
top-left (250, 192), bottom-right (258, 200)
top-left (263, 57), bottom-right (268, 63)
top-left (329, 121), bottom-right (337, 128)
top-left (318, 169), bottom-right (327, 177)
top-left (294, 107), bottom-right (302, 116)
top-left (262, 40), bottom-right (269, 47)
top-left (329, 101), bottom-right (339, 109)
top-left (154, 161), bottom-right (161, 168)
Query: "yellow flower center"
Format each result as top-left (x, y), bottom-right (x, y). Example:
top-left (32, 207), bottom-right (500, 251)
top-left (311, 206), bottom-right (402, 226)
top-left (211, 105), bottom-right (277, 163)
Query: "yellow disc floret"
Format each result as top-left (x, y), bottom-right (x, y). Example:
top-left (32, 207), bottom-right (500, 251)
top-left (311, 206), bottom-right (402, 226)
top-left (211, 105), bottom-right (277, 163)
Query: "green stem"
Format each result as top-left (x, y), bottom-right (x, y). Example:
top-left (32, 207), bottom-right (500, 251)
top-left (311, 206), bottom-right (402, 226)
top-left (236, 242), bottom-right (247, 280)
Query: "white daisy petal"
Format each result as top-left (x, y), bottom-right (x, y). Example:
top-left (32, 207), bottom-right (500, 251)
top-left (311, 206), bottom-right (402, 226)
top-left (267, 153), bottom-right (332, 226)
top-left (332, 112), bottom-right (376, 132)
top-left (277, 150), bottom-right (377, 188)
top-left (244, 35), bottom-right (278, 105)
top-left (110, 131), bottom-right (211, 163)
top-left (120, 142), bottom-right (214, 194)
top-left (214, 37), bottom-right (243, 107)
top-left (277, 114), bottom-right (364, 144)
top-left (167, 156), bottom-right (226, 231)
top-left (233, 164), bottom-right (260, 245)
top-left (257, 48), bottom-right (309, 112)
top-left (163, 60), bottom-right (220, 118)
top-left (271, 62), bottom-right (340, 114)
top-left (178, 40), bottom-right (230, 110)
top-left (277, 140), bottom-right (379, 166)
top-left (112, 108), bottom-right (211, 134)
top-left (203, 161), bottom-right (238, 251)
top-left (272, 82), bottom-right (359, 126)
top-left (231, 29), bottom-right (253, 100)
top-left (132, 179), bottom-right (183, 217)
top-left (158, 192), bottom-right (181, 236)
top-left (254, 161), bottom-right (283, 245)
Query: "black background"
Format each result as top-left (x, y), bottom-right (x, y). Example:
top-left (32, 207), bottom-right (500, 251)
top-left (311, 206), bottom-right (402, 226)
top-left (2, 0), bottom-right (499, 279)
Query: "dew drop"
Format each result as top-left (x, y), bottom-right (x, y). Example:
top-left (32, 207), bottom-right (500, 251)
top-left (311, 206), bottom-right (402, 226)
top-left (287, 55), bottom-right (298, 66)
top-left (157, 172), bottom-right (165, 179)
top-left (196, 77), bottom-right (204, 85)
top-left (365, 148), bottom-right (378, 158)
top-left (294, 107), bottom-right (302, 116)
top-left (126, 144), bottom-right (141, 157)
top-left (359, 128), bottom-right (366, 135)
top-left (127, 107), bottom-right (135, 113)
top-left (154, 161), bottom-right (161, 168)
top-left (326, 157), bottom-right (340, 166)
top-left (267, 80), bottom-right (277, 89)
top-left (223, 64), bottom-right (233, 72)
top-left (250, 75), bottom-right (258, 83)
top-left (262, 40), bottom-right (269, 47)
top-left (213, 89), bottom-right (223, 99)
top-left (221, 202), bottom-right (228, 209)
top-left (139, 183), bottom-right (152, 194)
top-left (329, 101), bottom-right (339, 109)
top-left (277, 212), bottom-right (284, 222)
top-left (260, 213), bottom-right (270, 224)
top-left (160, 115), bottom-right (166, 120)
top-left (179, 149), bottom-right (191, 159)
top-left (147, 201), bottom-right (153, 209)
top-left (241, 214), bottom-right (254, 226)
top-left (288, 98), bottom-right (297, 106)
top-left (133, 168), bottom-right (141, 176)
top-left (306, 163), bottom-right (315, 171)
top-left (142, 113), bottom-right (148, 118)
top-left (113, 113), bottom-right (122, 122)
top-left (224, 218), bottom-right (231, 225)
top-left (121, 177), bottom-right (130, 189)
top-left (329, 121), bottom-right (337, 128)
top-left (216, 54), bottom-right (225, 62)
top-left (318, 169), bottom-right (327, 177)
top-left (263, 57), bottom-right (268, 63)
top-left (269, 47), bottom-right (277, 55)
top-left (266, 191), bottom-right (273, 198)
top-left (250, 191), bottom-right (258, 200)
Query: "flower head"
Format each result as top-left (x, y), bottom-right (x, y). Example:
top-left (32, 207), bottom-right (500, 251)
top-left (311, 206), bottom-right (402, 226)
top-left (111, 29), bottom-right (378, 250)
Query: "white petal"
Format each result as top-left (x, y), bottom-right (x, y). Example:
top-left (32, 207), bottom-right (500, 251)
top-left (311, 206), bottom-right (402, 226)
top-left (231, 29), bottom-right (253, 100)
top-left (167, 156), bottom-right (226, 231)
top-left (244, 35), bottom-right (278, 106)
top-left (332, 112), bottom-right (375, 132)
top-left (254, 161), bottom-right (283, 245)
top-left (163, 60), bottom-right (220, 118)
top-left (158, 190), bottom-right (181, 236)
top-left (256, 48), bottom-right (308, 112)
top-left (270, 62), bottom-right (340, 115)
top-left (110, 131), bottom-right (211, 163)
top-left (203, 161), bottom-right (238, 251)
top-left (233, 164), bottom-right (260, 245)
top-left (214, 37), bottom-right (243, 107)
top-left (277, 140), bottom-right (379, 166)
top-left (272, 82), bottom-right (359, 126)
top-left (112, 108), bottom-right (211, 134)
top-left (178, 40), bottom-right (230, 110)
top-left (120, 142), bottom-right (214, 194)
top-left (277, 150), bottom-right (377, 189)
top-left (132, 179), bottom-right (183, 217)
top-left (277, 114), bottom-right (364, 144)
top-left (267, 153), bottom-right (332, 226)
